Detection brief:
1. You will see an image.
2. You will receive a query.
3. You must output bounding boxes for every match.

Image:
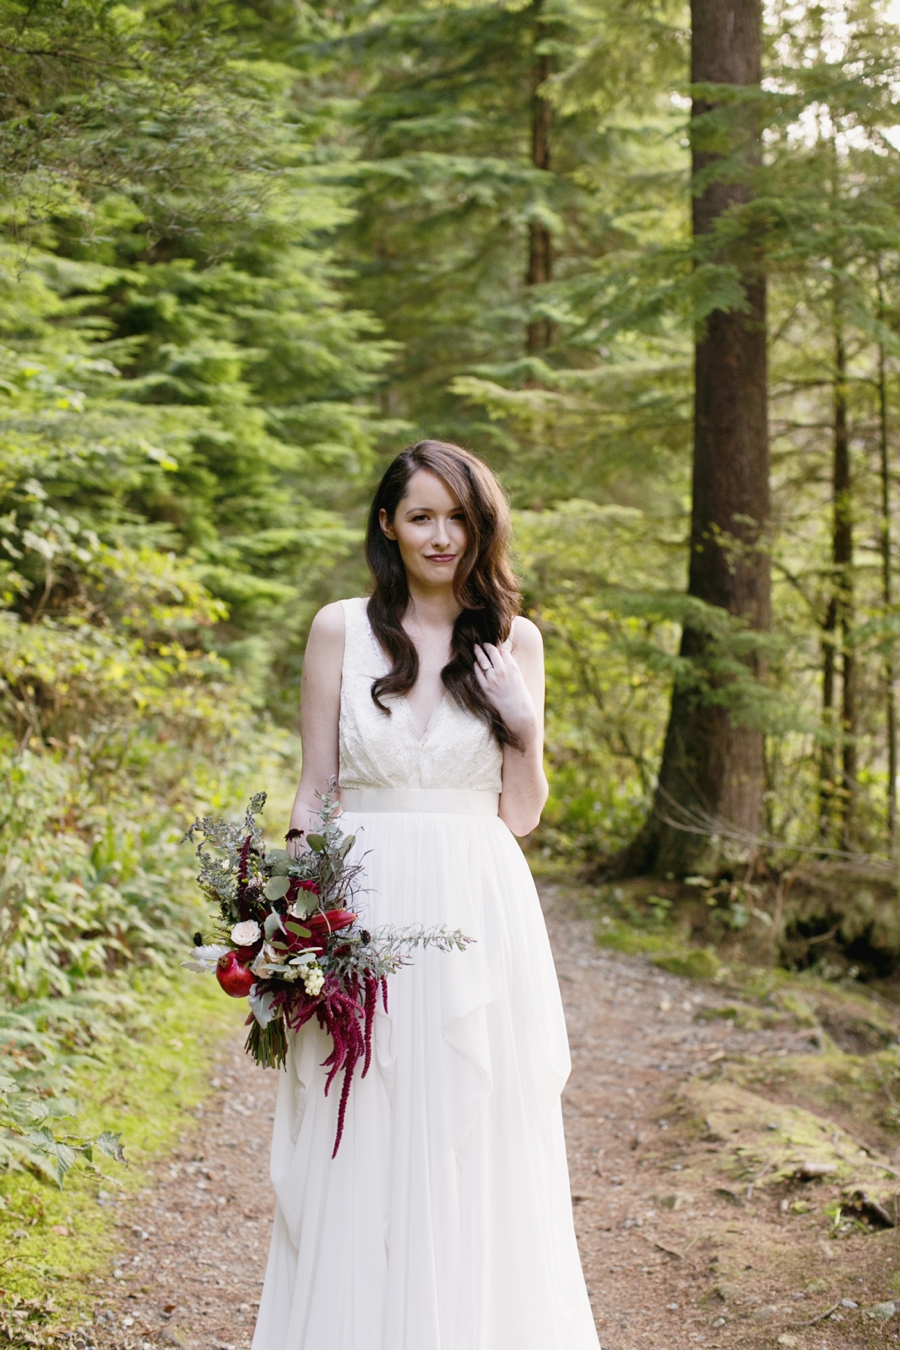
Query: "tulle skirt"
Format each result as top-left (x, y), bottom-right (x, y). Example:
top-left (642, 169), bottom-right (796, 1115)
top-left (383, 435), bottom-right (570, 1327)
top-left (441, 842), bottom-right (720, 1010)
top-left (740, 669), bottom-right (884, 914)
top-left (251, 808), bottom-right (600, 1350)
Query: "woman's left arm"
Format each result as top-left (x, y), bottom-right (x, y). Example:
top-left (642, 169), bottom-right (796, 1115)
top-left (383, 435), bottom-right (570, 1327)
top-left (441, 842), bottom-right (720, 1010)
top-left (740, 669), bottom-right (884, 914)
top-left (474, 616), bottom-right (549, 837)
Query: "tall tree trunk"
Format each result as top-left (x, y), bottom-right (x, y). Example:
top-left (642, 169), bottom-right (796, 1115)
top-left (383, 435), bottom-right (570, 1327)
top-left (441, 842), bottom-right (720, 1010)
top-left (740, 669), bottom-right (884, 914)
top-left (819, 594), bottom-right (837, 836)
top-left (878, 266), bottom-right (897, 848)
top-left (619, 0), bottom-right (770, 877)
top-left (526, 33), bottom-right (553, 355)
top-left (831, 309), bottom-right (855, 846)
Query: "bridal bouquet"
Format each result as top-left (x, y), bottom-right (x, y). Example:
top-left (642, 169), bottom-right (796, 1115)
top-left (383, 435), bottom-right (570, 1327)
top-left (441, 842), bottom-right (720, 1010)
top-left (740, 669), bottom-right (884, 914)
top-left (183, 790), bottom-right (470, 1154)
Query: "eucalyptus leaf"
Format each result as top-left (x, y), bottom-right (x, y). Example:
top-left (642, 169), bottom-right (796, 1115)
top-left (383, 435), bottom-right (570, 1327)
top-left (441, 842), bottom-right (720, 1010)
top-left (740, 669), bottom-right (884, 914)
top-left (266, 850), bottom-right (293, 877)
top-left (285, 921), bottom-right (312, 938)
top-left (264, 875), bottom-right (290, 901)
top-left (339, 835), bottom-right (356, 858)
top-left (264, 911), bottom-right (284, 939)
top-left (306, 833), bottom-right (326, 853)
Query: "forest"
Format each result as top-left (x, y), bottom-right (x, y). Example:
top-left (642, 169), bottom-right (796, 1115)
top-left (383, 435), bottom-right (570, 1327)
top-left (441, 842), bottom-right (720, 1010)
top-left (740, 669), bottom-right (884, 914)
top-left (3, 0), bottom-right (900, 1301)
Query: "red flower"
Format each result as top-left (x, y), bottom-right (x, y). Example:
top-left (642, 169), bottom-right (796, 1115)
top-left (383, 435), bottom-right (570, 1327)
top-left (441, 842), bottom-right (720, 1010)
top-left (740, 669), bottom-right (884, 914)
top-left (304, 909), bottom-right (357, 941)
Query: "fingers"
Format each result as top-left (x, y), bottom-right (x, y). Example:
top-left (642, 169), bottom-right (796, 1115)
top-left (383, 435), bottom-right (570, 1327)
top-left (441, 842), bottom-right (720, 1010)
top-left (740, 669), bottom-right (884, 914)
top-left (474, 642), bottom-right (504, 672)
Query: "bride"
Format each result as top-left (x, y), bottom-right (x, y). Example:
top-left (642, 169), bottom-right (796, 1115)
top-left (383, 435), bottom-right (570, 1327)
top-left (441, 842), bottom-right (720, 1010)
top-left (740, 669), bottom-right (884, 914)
top-left (252, 441), bottom-right (599, 1351)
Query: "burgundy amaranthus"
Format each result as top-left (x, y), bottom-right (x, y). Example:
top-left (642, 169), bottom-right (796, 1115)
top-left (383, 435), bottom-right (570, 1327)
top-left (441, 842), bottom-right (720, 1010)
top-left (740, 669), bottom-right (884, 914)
top-left (283, 972), bottom-right (385, 1155)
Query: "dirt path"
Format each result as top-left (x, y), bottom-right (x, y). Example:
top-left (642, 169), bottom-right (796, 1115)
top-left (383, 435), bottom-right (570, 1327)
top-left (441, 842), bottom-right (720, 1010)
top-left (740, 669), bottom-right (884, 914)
top-left (80, 886), bottom-right (900, 1351)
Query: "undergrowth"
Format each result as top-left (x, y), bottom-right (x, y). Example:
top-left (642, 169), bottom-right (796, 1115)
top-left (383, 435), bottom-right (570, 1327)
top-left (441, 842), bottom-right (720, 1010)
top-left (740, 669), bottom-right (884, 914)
top-left (0, 973), bottom-right (245, 1348)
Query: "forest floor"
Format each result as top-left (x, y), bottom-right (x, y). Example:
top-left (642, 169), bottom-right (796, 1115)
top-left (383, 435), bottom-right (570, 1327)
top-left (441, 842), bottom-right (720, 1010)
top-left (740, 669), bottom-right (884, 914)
top-left (67, 882), bottom-right (900, 1352)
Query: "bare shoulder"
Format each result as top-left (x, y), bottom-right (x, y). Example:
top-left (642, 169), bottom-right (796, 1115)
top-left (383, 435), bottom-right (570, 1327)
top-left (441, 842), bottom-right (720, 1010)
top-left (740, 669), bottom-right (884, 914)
top-left (304, 601), bottom-right (345, 677)
top-left (510, 614), bottom-right (543, 658)
top-left (309, 600), bottom-right (346, 642)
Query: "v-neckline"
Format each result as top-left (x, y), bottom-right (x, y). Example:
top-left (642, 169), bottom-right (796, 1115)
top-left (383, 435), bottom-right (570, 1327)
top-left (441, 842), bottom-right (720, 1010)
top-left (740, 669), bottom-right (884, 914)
top-left (401, 693), bottom-right (447, 742)
top-left (362, 602), bottom-right (450, 743)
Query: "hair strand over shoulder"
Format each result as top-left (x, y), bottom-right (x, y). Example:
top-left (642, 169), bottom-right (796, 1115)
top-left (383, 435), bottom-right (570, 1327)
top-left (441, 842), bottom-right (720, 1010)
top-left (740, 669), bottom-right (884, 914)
top-left (364, 440), bottom-right (522, 748)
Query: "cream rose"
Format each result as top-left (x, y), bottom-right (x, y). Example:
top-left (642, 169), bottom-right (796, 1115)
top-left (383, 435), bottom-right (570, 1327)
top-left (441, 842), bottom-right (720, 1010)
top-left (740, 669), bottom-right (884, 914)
top-left (250, 942), bottom-right (282, 978)
top-left (231, 919), bottom-right (261, 946)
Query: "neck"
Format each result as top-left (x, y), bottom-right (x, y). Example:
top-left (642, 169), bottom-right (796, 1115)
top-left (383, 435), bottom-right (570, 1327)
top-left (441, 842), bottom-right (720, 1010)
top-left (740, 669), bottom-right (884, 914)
top-left (404, 578), bottom-right (461, 630)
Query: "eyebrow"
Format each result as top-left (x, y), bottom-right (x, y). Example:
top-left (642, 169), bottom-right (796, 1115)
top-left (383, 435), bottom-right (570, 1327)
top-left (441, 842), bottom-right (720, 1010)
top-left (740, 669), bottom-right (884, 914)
top-left (403, 505), bottom-right (462, 515)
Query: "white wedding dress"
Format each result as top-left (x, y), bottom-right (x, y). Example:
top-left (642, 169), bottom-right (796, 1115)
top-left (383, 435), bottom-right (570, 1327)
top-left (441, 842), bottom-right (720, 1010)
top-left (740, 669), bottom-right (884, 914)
top-left (253, 598), bottom-right (599, 1351)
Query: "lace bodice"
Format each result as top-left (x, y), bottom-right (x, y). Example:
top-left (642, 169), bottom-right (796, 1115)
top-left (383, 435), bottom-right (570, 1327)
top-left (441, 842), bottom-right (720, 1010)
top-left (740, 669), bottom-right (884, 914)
top-left (338, 597), bottom-right (503, 793)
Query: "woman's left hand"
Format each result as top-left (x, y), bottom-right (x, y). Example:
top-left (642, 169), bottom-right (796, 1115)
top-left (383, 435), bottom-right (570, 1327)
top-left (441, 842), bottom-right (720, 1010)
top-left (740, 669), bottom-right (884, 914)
top-left (473, 643), bottom-right (538, 743)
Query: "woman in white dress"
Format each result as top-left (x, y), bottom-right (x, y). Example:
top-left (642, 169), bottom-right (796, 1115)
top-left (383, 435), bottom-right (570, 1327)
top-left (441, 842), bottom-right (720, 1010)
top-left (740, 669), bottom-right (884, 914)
top-left (253, 441), bottom-right (599, 1351)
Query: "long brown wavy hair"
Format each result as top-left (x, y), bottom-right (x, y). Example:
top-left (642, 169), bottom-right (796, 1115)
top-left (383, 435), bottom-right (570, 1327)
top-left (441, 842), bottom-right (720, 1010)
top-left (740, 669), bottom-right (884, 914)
top-left (365, 440), bottom-right (522, 747)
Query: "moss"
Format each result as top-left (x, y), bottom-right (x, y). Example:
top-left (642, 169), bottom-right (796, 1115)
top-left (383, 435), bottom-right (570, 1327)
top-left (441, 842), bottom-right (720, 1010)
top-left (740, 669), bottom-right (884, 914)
top-left (775, 991), bottom-right (820, 1029)
top-left (593, 916), bottom-right (680, 956)
top-left (655, 948), bottom-right (728, 981)
top-left (592, 913), bottom-right (728, 977)
top-left (676, 1075), bottom-right (885, 1189)
top-left (696, 1002), bottom-right (782, 1031)
top-left (0, 973), bottom-right (243, 1344)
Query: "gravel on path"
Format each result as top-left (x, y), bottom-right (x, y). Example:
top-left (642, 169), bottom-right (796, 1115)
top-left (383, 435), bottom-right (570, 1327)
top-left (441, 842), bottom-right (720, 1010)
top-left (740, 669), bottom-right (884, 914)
top-left (80, 884), bottom-right (897, 1351)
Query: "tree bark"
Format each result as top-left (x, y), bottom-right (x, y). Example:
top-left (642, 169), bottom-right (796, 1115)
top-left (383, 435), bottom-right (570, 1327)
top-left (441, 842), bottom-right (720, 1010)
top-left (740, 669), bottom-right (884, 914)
top-left (819, 593), bottom-right (837, 836)
top-left (526, 39), bottom-right (553, 355)
top-left (878, 267), bottom-right (896, 848)
top-left (831, 312), bottom-right (856, 846)
top-left (619, 0), bottom-right (770, 877)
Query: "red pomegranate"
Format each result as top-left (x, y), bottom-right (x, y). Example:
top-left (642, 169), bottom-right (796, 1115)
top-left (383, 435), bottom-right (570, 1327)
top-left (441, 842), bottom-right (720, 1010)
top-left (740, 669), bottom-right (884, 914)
top-left (216, 951), bottom-right (255, 998)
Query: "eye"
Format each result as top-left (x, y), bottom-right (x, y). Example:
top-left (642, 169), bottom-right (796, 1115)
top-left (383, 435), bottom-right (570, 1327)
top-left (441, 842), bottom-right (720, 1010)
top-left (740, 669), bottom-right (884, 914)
top-left (411, 514), bottom-right (429, 523)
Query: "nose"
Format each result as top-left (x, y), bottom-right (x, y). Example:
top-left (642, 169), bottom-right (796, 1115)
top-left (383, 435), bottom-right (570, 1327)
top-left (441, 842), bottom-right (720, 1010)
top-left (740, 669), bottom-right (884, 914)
top-left (431, 519), bottom-right (451, 549)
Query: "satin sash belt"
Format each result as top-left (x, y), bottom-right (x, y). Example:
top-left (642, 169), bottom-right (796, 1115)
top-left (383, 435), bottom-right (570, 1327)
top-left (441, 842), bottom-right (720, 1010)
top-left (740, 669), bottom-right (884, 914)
top-left (340, 787), bottom-right (499, 817)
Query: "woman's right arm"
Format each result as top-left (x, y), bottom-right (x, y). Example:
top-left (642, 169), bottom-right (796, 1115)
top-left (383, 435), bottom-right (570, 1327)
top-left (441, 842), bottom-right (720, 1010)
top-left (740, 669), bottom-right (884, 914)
top-left (288, 601), bottom-right (345, 844)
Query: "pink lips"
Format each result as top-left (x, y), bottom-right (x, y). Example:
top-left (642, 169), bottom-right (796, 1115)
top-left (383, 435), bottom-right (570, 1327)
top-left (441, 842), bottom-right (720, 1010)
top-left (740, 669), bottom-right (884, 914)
top-left (427, 554), bottom-right (455, 563)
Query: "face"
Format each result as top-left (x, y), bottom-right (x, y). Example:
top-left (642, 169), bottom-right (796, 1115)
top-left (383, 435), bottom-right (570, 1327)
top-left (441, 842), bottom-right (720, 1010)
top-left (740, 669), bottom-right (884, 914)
top-left (380, 469), bottom-right (468, 589)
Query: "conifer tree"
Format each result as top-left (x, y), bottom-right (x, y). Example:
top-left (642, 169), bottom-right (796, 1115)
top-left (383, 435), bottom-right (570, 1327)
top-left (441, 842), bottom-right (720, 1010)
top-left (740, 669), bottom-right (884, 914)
top-left (622, 0), bottom-right (770, 874)
top-left (527, 0), bottom-right (554, 356)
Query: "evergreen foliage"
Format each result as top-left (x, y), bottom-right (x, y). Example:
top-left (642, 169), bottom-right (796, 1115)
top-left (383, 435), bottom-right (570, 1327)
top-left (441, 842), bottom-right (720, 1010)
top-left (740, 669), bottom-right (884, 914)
top-left (2, 0), bottom-right (900, 1179)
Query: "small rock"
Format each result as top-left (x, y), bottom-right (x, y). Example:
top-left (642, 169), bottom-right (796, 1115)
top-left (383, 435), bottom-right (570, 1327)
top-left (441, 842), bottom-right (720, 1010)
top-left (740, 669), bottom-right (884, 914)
top-left (840, 1298), bottom-right (858, 1308)
top-left (795, 1162), bottom-right (838, 1179)
top-left (658, 1191), bottom-right (693, 1210)
top-left (752, 1305), bottom-right (778, 1322)
top-left (865, 1300), bottom-right (900, 1319)
top-left (777, 1335), bottom-right (797, 1348)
